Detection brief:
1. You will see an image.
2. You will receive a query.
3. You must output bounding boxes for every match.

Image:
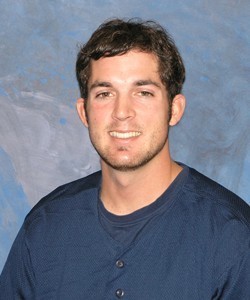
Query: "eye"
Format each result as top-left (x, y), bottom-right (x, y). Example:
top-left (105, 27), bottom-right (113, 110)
top-left (139, 91), bottom-right (154, 97)
top-left (96, 91), bottom-right (112, 99)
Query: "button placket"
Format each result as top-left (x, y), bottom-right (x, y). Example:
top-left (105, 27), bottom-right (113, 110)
top-left (114, 258), bottom-right (125, 297)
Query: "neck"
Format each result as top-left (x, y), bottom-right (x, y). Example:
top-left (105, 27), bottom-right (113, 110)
top-left (100, 149), bottom-right (182, 215)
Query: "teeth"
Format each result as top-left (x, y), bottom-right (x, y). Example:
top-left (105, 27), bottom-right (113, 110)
top-left (110, 131), bottom-right (141, 139)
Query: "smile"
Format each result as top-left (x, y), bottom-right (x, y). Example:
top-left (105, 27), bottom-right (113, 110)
top-left (109, 131), bottom-right (141, 139)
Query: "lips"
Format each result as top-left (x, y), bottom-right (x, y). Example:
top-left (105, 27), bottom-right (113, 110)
top-left (109, 131), bottom-right (141, 139)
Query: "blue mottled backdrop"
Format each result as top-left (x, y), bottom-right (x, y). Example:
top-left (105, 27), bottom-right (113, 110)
top-left (0, 0), bottom-right (249, 271)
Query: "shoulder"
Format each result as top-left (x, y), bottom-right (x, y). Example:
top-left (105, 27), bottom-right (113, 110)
top-left (179, 165), bottom-right (250, 250)
top-left (25, 170), bottom-right (102, 226)
top-left (180, 166), bottom-right (250, 281)
top-left (183, 166), bottom-right (250, 229)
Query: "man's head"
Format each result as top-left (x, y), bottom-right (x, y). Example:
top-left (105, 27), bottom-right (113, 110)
top-left (76, 18), bottom-right (185, 106)
top-left (76, 19), bottom-right (186, 172)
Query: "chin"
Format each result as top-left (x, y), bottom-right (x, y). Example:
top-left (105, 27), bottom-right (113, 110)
top-left (102, 156), bottom-right (153, 172)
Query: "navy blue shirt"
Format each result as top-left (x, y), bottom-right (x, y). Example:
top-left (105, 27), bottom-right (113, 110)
top-left (0, 165), bottom-right (250, 299)
top-left (98, 165), bottom-right (189, 246)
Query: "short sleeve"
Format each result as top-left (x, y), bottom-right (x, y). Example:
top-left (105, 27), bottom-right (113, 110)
top-left (0, 225), bottom-right (36, 299)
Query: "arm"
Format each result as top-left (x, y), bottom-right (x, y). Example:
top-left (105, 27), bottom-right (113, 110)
top-left (212, 232), bottom-right (250, 299)
top-left (0, 226), bottom-right (36, 299)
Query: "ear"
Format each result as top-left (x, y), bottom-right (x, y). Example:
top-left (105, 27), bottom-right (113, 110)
top-left (76, 98), bottom-right (88, 127)
top-left (169, 94), bottom-right (186, 126)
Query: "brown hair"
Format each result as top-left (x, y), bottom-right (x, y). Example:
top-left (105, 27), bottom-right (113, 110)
top-left (76, 18), bottom-right (185, 104)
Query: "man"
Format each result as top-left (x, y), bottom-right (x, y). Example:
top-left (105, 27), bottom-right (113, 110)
top-left (0, 18), bottom-right (249, 299)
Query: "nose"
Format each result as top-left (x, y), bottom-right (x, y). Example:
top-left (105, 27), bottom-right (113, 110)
top-left (111, 95), bottom-right (135, 121)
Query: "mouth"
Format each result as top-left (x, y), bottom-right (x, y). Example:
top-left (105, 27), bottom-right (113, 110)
top-left (109, 131), bottom-right (141, 139)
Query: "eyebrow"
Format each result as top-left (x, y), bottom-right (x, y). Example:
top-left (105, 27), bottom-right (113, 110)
top-left (135, 80), bottom-right (161, 88)
top-left (89, 79), bottom-right (161, 91)
top-left (89, 81), bottom-right (112, 91)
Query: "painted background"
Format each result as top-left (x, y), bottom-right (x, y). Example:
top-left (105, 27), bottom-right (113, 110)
top-left (0, 0), bottom-right (249, 272)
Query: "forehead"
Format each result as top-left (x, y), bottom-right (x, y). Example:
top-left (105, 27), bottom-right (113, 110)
top-left (89, 51), bottom-right (160, 81)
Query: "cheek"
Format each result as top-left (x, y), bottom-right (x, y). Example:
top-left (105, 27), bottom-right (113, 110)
top-left (87, 110), bottom-right (102, 125)
top-left (148, 107), bottom-right (169, 123)
top-left (88, 103), bottom-right (111, 120)
top-left (154, 114), bottom-right (170, 135)
top-left (87, 112), bottom-right (108, 134)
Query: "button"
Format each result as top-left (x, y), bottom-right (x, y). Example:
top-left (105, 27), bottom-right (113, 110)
top-left (116, 260), bottom-right (124, 268)
top-left (116, 288), bottom-right (125, 298)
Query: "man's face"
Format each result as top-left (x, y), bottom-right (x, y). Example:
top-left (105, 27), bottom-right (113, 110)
top-left (83, 50), bottom-right (171, 172)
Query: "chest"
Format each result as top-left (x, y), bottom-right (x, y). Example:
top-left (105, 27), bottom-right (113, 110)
top-left (30, 211), bottom-right (215, 299)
